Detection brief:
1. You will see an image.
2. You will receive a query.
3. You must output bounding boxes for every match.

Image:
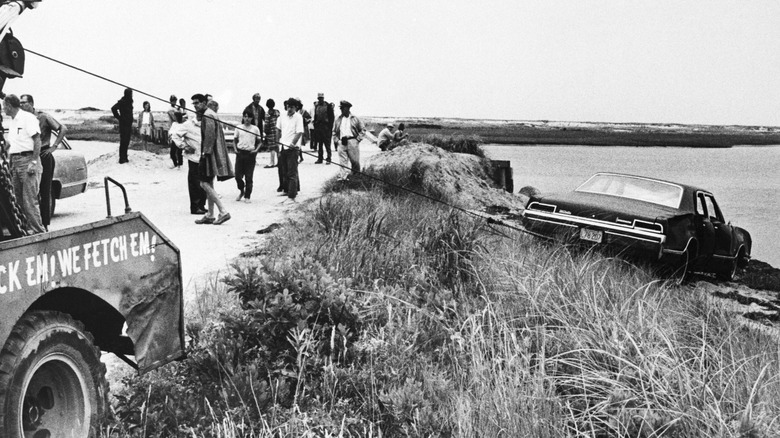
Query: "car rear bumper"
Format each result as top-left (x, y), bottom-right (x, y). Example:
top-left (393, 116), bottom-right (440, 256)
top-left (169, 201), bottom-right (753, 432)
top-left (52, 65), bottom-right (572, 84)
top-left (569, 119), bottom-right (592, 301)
top-left (523, 210), bottom-right (668, 260)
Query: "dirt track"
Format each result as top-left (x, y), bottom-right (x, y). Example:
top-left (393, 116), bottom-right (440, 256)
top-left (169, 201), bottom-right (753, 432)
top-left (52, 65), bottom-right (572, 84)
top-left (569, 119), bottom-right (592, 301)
top-left (52, 141), bottom-right (377, 298)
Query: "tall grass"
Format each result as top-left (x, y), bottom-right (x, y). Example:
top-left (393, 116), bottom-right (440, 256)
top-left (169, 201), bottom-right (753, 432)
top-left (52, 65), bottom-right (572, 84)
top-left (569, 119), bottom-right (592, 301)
top-left (110, 179), bottom-right (780, 437)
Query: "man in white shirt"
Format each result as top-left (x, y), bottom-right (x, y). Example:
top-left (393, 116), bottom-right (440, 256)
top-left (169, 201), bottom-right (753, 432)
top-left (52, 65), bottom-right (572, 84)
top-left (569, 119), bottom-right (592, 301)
top-left (275, 98), bottom-right (303, 199)
top-left (3, 94), bottom-right (45, 234)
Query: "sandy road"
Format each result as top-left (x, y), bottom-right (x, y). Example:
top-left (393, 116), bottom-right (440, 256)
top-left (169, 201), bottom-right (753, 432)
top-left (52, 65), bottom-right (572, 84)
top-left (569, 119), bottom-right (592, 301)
top-left (50, 141), bottom-right (374, 298)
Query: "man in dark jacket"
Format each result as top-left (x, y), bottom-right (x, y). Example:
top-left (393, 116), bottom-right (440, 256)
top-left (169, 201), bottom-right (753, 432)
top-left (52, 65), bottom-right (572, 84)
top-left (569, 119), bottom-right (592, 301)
top-left (243, 93), bottom-right (265, 144)
top-left (311, 93), bottom-right (334, 164)
top-left (111, 88), bottom-right (133, 164)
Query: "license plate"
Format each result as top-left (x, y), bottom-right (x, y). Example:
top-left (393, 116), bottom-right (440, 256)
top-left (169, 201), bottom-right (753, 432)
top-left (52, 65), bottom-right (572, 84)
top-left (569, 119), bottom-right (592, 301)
top-left (579, 228), bottom-right (603, 243)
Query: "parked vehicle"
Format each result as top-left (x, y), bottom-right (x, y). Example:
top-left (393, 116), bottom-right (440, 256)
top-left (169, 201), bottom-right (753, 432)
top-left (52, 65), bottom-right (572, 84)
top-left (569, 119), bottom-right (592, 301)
top-left (522, 172), bottom-right (752, 282)
top-left (0, 178), bottom-right (185, 437)
top-left (1, 133), bottom-right (88, 218)
top-left (50, 137), bottom-right (88, 216)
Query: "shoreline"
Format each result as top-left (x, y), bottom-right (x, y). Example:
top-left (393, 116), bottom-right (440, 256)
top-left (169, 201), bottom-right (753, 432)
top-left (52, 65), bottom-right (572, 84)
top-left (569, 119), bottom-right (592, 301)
top-left (52, 108), bottom-right (780, 148)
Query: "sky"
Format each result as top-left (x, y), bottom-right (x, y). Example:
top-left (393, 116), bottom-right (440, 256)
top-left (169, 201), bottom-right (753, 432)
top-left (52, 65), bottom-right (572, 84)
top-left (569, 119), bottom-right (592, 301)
top-left (4, 0), bottom-right (780, 126)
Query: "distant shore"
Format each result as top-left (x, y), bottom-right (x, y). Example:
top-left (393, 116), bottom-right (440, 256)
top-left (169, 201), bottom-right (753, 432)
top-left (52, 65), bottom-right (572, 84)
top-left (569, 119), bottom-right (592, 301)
top-left (54, 108), bottom-right (780, 148)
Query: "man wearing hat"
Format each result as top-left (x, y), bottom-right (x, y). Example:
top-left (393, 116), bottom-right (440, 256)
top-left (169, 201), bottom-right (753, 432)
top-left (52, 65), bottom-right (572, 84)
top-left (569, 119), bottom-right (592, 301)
top-left (332, 100), bottom-right (365, 179)
top-left (376, 122), bottom-right (395, 152)
top-left (312, 92), bottom-right (334, 164)
top-left (243, 93), bottom-right (265, 144)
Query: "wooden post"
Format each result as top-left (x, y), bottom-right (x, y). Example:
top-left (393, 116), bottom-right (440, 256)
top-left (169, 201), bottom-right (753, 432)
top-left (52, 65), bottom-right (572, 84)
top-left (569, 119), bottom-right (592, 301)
top-left (490, 160), bottom-right (513, 192)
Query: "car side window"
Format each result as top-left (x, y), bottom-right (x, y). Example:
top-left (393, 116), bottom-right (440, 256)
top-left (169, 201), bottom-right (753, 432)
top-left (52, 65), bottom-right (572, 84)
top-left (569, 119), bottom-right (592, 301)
top-left (704, 195), bottom-right (724, 223)
top-left (696, 193), bottom-right (706, 216)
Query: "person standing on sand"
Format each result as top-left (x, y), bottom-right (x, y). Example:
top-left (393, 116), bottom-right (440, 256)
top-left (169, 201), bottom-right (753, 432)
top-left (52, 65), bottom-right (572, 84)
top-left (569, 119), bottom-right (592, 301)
top-left (20, 94), bottom-right (67, 231)
top-left (295, 98), bottom-right (309, 162)
top-left (332, 100), bottom-right (365, 179)
top-left (3, 94), bottom-right (45, 234)
top-left (312, 92), bottom-right (335, 164)
top-left (111, 88), bottom-right (133, 164)
top-left (178, 98), bottom-right (189, 123)
top-left (233, 110), bottom-right (262, 203)
top-left (191, 93), bottom-right (232, 225)
top-left (243, 93), bottom-right (265, 144)
top-left (276, 97), bottom-right (303, 199)
top-left (137, 101), bottom-right (154, 151)
top-left (171, 111), bottom-right (207, 215)
top-left (167, 95), bottom-right (183, 169)
top-left (264, 98), bottom-right (280, 168)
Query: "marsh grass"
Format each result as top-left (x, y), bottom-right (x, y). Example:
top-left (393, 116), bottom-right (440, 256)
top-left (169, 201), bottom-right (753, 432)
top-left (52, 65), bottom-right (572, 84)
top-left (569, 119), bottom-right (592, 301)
top-left (110, 170), bottom-right (780, 437)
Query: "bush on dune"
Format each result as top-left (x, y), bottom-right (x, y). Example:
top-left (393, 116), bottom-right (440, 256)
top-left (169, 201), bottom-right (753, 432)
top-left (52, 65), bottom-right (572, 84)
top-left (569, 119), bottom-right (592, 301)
top-left (110, 143), bottom-right (780, 437)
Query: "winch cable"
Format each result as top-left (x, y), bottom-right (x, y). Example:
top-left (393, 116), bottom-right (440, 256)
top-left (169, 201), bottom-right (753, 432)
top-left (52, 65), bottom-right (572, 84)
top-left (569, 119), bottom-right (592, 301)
top-left (25, 47), bottom-right (547, 239)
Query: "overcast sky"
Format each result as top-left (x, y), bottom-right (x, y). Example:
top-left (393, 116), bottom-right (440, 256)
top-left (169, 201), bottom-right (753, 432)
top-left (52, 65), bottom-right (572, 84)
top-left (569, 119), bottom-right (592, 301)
top-left (5, 0), bottom-right (779, 125)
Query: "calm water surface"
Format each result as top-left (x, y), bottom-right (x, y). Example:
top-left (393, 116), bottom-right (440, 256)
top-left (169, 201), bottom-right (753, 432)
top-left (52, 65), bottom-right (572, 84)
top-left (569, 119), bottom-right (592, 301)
top-left (484, 144), bottom-right (780, 267)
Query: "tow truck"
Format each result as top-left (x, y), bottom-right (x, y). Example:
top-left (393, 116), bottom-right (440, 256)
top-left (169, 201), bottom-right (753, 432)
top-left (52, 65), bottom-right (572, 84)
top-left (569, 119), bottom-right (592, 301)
top-left (0, 3), bottom-right (186, 437)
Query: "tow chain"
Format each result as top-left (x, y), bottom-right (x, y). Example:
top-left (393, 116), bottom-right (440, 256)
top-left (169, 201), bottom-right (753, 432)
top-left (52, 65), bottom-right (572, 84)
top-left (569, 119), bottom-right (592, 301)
top-left (0, 150), bottom-right (29, 238)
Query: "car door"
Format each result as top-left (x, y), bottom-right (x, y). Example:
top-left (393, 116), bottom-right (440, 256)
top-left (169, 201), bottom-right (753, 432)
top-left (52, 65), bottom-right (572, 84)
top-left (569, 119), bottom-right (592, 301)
top-left (696, 192), bottom-right (733, 271)
top-left (693, 192), bottom-right (716, 266)
top-left (701, 194), bottom-right (733, 256)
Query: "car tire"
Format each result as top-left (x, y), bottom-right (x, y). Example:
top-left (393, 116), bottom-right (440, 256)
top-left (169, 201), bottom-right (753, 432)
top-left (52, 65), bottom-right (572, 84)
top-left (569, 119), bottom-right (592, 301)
top-left (0, 311), bottom-right (108, 438)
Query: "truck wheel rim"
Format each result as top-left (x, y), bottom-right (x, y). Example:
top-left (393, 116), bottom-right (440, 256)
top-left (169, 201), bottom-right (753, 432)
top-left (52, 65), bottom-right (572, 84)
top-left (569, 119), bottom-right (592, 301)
top-left (19, 353), bottom-right (91, 438)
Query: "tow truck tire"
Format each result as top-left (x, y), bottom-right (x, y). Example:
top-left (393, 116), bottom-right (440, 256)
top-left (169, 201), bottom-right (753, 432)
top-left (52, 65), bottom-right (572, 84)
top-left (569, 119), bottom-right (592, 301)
top-left (0, 311), bottom-right (107, 438)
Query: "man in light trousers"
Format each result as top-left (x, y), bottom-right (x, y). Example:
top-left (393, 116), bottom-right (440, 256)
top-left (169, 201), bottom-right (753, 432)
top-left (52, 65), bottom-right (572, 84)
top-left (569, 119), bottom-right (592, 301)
top-left (331, 100), bottom-right (365, 180)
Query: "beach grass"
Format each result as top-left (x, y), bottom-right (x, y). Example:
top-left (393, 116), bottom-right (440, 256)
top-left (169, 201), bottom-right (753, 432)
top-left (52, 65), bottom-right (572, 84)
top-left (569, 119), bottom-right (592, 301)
top-left (105, 141), bottom-right (780, 437)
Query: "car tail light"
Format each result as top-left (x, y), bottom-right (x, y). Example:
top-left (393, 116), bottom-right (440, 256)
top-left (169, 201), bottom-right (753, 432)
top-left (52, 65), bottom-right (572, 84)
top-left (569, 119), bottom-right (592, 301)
top-left (527, 202), bottom-right (556, 213)
top-left (634, 220), bottom-right (663, 233)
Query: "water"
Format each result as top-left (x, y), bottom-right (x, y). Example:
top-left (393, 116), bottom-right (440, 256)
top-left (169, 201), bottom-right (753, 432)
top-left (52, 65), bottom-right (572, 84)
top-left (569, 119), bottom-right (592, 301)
top-left (484, 144), bottom-right (780, 267)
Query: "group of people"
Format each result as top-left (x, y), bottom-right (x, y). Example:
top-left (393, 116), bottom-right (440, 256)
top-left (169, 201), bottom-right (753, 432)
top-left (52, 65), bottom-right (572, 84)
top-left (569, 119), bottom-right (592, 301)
top-left (0, 93), bottom-right (67, 236)
top-left (376, 122), bottom-right (409, 151)
top-left (110, 89), bottom-right (391, 226)
top-left (0, 87), bottom-right (402, 236)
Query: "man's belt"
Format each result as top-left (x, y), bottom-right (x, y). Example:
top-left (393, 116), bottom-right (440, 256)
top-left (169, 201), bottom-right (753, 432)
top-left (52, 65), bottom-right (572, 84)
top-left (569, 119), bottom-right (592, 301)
top-left (9, 151), bottom-right (33, 157)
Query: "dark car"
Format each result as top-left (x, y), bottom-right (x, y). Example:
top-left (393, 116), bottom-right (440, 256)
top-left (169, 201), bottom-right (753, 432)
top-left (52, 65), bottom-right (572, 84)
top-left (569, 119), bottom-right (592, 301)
top-left (522, 172), bottom-right (751, 282)
top-left (50, 137), bottom-right (88, 215)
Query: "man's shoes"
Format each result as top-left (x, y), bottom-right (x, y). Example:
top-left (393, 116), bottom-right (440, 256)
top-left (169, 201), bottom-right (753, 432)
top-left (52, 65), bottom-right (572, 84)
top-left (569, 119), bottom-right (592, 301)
top-left (325, 159), bottom-right (331, 165)
top-left (314, 160), bottom-right (323, 164)
top-left (235, 192), bottom-right (244, 201)
top-left (191, 208), bottom-right (208, 215)
top-left (276, 187), bottom-right (284, 192)
top-left (195, 215), bottom-right (215, 224)
top-left (242, 198), bottom-right (252, 203)
top-left (213, 212), bottom-right (231, 225)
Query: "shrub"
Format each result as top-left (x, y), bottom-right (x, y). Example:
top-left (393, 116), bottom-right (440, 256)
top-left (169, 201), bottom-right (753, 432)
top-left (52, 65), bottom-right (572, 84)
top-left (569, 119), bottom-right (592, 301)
top-left (417, 133), bottom-right (486, 157)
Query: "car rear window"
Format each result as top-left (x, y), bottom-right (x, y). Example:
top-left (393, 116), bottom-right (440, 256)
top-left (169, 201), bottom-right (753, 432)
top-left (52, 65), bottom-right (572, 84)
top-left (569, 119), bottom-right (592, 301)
top-left (576, 174), bottom-right (683, 208)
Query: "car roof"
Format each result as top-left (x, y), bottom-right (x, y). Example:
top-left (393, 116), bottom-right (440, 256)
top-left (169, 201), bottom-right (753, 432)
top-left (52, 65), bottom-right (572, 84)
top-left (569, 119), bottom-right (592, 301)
top-left (584, 172), bottom-right (714, 213)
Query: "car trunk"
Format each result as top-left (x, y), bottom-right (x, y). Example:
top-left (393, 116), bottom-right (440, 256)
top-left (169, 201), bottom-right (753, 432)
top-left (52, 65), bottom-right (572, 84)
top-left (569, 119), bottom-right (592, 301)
top-left (533, 191), bottom-right (678, 225)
